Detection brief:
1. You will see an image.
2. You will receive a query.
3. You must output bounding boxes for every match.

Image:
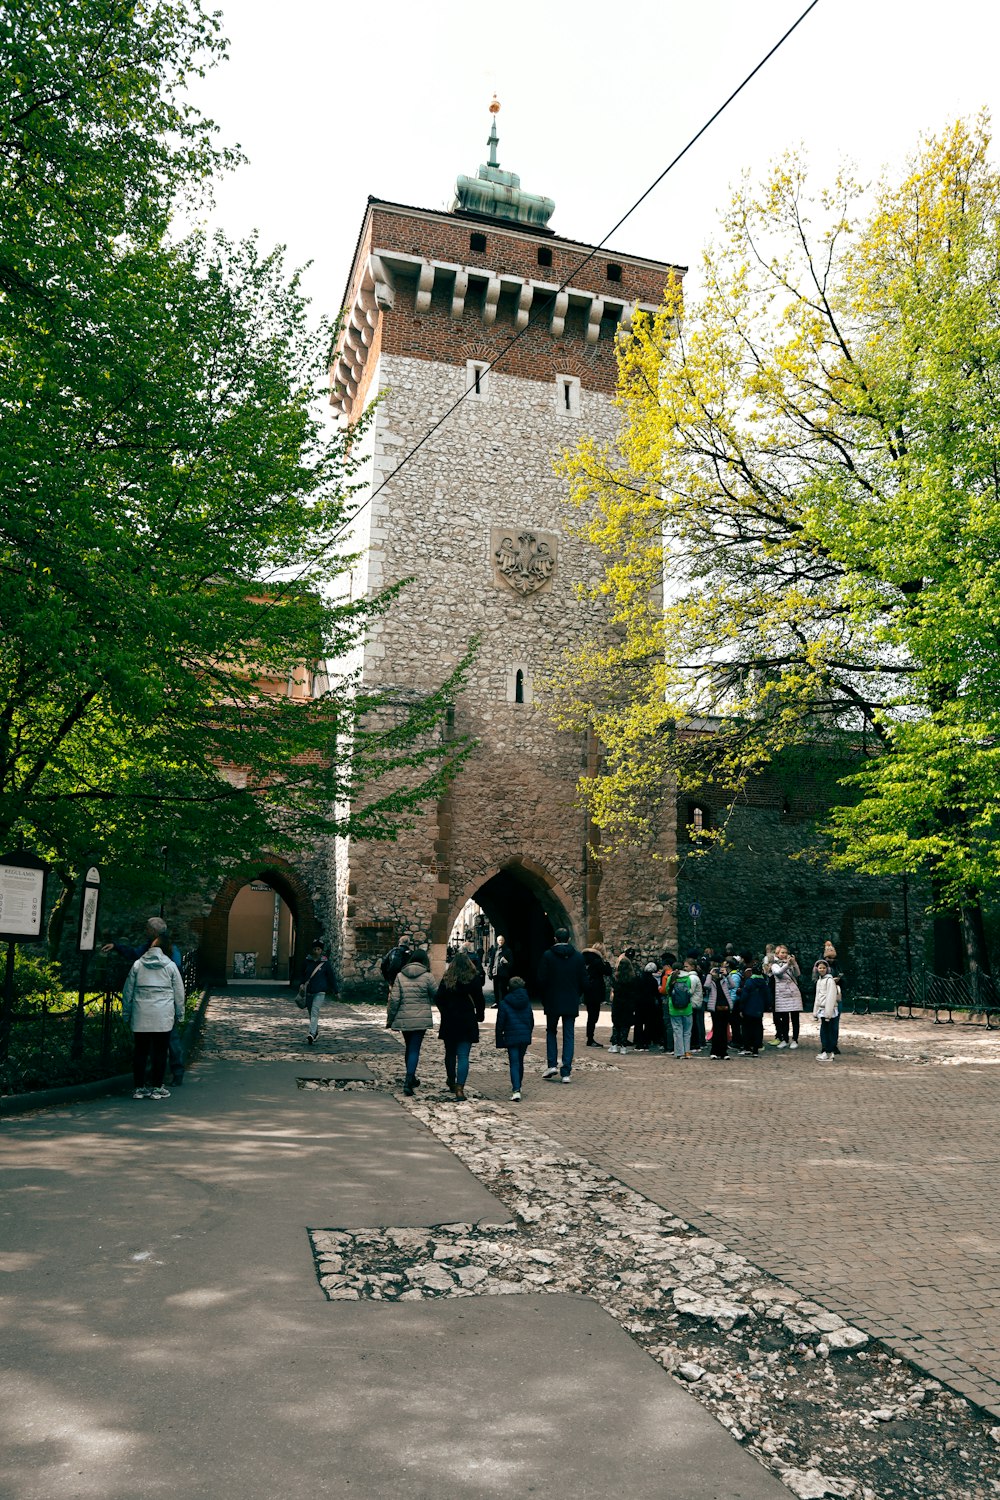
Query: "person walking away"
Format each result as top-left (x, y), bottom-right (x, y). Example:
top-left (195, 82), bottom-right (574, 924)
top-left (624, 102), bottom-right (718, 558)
top-left (435, 952), bottom-right (484, 1100)
top-left (380, 934), bottom-right (412, 988)
top-left (634, 962), bottom-right (660, 1050)
top-left (537, 927), bottom-right (585, 1082)
top-left (496, 973), bottom-right (534, 1100)
top-left (386, 948), bottom-right (436, 1095)
top-left (708, 963), bottom-right (730, 1059)
top-left (813, 960), bottom-right (842, 1061)
top-left (302, 940), bottom-right (339, 1046)
top-left (609, 949), bottom-right (638, 1054)
top-left (581, 942), bottom-right (611, 1046)
top-left (667, 954), bottom-right (702, 1059)
top-left (123, 930), bottom-right (185, 1099)
top-left (771, 945), bottom-right (803, 1049)
top-left (739, 959), bottom-right (768, 1056)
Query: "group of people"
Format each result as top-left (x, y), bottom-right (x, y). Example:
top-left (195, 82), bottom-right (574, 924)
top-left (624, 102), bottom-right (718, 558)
top-left (592, 939), bottom-right (844, 1063)
top-left (378, 929), bottom-right (845, 1101)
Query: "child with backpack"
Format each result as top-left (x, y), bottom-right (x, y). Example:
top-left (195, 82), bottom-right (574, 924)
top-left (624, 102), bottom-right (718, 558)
top-left (667, 953), bottom-right (702, 1059)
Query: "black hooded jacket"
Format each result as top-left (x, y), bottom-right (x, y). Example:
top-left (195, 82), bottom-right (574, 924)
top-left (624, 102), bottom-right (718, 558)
top-left (537, 942), bottom-right (586, 1017)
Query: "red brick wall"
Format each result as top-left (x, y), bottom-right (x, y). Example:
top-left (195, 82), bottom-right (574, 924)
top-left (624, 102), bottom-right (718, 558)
top-left (335, 201), bottom-right (684, 402)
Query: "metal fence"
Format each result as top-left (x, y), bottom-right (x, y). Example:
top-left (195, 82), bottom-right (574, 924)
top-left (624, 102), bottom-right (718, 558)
top-left (1, 949), bottom-right (200, 1095)
top-left (899, 970), bottom-right (1000, 1028)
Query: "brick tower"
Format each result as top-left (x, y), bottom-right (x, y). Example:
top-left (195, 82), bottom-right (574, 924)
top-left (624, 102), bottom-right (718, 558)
top-left (329, 104), bottom-right (682, 989)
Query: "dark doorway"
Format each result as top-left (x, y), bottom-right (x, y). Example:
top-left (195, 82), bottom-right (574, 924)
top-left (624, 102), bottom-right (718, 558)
top-left (470, 863), bottom-right (573, 996)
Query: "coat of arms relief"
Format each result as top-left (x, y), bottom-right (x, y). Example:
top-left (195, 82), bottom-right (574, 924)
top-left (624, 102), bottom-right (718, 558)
top-left (491, 527), bottom-right (558, 597)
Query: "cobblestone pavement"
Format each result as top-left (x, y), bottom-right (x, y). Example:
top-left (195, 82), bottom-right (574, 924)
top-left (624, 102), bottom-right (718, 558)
top-left (196, 996), bottom-right (1000, 1417)
top-left (192, 993), bottom-right (1000, 1497)
top-left (463, 1009), bottom-right (1000, 1420)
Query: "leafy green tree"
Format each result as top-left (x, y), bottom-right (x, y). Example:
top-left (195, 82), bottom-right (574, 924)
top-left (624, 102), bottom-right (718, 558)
top-left (557, 117), bottom-right (1000, 972)
top-left (0, 3), bottom-right (469, 936)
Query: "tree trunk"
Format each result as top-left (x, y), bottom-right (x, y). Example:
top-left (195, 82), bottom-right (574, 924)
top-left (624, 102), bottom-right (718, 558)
top-left (959, 901), bottom-right (991, 978)
top-left (46, 872), bottom-right (76, 959)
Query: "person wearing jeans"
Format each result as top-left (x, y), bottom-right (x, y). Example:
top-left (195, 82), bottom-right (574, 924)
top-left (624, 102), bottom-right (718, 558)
top-left (122, 931), bottom-right (185, 1100)
top-left (302, 940), bottom-right (339, 1045)
top-left (537, 928), bottom-right (586, 1082)
top-left (387, 949), bottom-right (437, 1095)
top-left (435, 952), bottom-right (484, 1101)
top-left (496, 975), bottom-right (534, 1101)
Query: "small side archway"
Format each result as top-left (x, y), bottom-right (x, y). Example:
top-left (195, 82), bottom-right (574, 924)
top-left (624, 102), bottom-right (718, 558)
top-left (449, 857), bottom-right (578, 995)
top-left (199, 857), bottom-right (320, 986)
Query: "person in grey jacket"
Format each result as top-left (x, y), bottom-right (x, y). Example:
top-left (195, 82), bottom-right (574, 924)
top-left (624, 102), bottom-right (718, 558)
top-left (122, 932), bottom-right (185, 1099)
top-left (386, 949), bottom-right (437, 1095)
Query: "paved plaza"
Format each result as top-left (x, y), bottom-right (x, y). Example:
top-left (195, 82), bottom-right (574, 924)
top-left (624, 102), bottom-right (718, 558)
top-left (2, 990), bottom-right (999, 1500)
top-left (471, 1010), bottom-right (1000, 1419)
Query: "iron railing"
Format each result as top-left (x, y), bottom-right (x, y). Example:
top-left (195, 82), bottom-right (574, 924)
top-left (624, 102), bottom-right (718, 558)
top-left (1, 949), bottom-right (199, 1095)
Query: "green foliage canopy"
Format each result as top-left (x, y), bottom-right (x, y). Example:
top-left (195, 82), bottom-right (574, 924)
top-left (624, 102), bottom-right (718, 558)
top-left (0, 2), bottom-right (469, 912)
top-left (558, 117), bottom-right (1000, 916)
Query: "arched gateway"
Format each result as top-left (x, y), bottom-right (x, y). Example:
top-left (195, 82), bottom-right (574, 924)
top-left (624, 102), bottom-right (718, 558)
top-left (455, 858), bottom-right (577, 991)
top-left (199, 857), bottom-right (319, 987)
top-left (330, 113), bottom-right (678, 993)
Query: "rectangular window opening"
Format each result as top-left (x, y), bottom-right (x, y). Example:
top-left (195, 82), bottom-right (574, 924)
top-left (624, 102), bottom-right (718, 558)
top-left (606, 262), bottom-right (623, 282)
top-left (470, 232), bottom-right (487, 252)
top-left (537, 246), bottom-right (553, 267)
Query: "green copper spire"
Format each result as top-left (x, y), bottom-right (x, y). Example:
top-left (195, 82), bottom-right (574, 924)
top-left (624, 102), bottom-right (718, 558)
top-left (453, 97), bottom-right (555, 229)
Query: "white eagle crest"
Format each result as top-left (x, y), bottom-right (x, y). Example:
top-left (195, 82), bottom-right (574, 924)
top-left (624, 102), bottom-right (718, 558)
top-left (495, 531), bottom-right (555, 596)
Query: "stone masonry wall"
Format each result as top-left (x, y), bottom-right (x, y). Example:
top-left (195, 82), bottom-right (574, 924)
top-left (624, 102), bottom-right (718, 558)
top-left (336, 345), bottom-right (675, 985)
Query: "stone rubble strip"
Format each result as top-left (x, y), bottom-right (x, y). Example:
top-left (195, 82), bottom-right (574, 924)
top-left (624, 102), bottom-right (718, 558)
top-left (316, 1009), bottom-right (1000, 1500)
top-left (296, 1078), bottom-right (378, 1091)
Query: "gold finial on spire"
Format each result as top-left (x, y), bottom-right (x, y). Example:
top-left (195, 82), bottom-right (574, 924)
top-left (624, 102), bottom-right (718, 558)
top-left (489, 93), bottom-right (500, 114)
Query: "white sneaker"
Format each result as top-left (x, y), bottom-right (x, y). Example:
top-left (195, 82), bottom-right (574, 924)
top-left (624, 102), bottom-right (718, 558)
top-left (789, 1040), bottom-right (799, 1050)
top-left (817, 1052), bottom-right (828, 1061)
top-left (149, 1086), bottom-right (171, 1099)
top-left (510, 1091), bottom-right (521, 1101)
top-left (561, 1074), bottom-right (572, 1084)
top-left (132, 1088), bottom-right (150, 1099)
top-left (776, 1041), bottom-right (789, 1050)
top-left (542, 1067), bottom-right (559, 1079)
top-left (620, 1046), bottom-right (631, 1055)
top-left (608, 1045), bottom-right (619, 1054)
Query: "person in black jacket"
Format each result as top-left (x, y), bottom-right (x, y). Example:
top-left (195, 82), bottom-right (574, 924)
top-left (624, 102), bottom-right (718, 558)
top-left (738, 959), bottom-right (768, 1057)
top-left (537, 927), bottom-right (586, 1083)
top-left (435, 952), bottom-right (484, 1101)
top-left (581, 942), bottom-right (612, 1046)
top-left (302, 941), bottom-right (339, 1046)
top-left (495, 974), bottom-right (534, 1100)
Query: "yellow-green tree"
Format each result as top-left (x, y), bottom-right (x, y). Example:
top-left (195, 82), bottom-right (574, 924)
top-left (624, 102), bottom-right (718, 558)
top-left (558, 117), bottom-right (1000, 972)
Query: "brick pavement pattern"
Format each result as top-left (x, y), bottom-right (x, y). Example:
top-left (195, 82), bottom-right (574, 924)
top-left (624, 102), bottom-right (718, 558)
top-left (469, 1014), bottom-right (1000, 1418)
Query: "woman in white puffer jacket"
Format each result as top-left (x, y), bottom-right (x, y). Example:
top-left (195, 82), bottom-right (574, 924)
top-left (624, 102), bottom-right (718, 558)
top-left (770, 945), bottom-right (803, 1050)
top-left (122, 932), bottom-right (185, 1100)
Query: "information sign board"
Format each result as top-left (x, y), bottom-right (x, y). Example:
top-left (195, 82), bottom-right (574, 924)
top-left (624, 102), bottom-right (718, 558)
top-left (0, 856), bottom-right (47, 941)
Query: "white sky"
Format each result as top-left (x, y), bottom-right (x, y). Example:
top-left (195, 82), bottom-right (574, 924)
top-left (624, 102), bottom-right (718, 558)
top-left (186, 0), bottom-right (1000, 319)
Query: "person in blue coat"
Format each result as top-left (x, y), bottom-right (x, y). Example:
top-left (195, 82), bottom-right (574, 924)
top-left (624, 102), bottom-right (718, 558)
top-left (495, 975), bottom-right (535, 1101)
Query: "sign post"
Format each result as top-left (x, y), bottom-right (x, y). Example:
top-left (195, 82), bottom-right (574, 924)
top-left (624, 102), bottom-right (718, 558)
top-left (689, 900), bottom-right (702, 948)
top-left (0, 852), bottom-right (49, 1063)
top-left (71, 864), bottom-right (102, 1060)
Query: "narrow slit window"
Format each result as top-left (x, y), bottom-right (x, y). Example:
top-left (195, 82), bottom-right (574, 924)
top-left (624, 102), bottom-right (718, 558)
top-left (515, 669), bottom-right (524, 704)
top-left (555, 374), bottom-right (580, 415)
top-left (466, 360), bottom-right (489, 399)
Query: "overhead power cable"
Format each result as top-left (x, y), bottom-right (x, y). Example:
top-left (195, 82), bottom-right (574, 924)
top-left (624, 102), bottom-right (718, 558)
top-left (278, 0), bottom-right (822, 587)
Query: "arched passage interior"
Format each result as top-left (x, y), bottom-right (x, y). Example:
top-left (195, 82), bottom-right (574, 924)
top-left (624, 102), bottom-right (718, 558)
top-left (199, 860), bottom-right (319, 985)
top-left (460, 862), bottom-right (574, 995)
